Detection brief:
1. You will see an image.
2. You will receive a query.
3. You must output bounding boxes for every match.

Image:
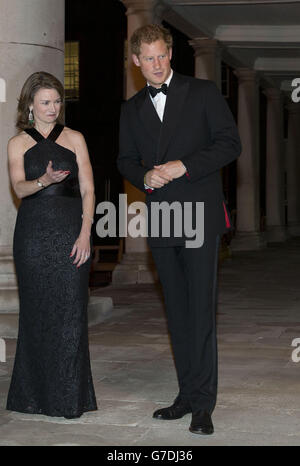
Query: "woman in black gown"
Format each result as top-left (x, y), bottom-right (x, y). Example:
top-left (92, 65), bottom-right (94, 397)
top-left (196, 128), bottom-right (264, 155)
top-left (6, 72), bottom-right (97, 418)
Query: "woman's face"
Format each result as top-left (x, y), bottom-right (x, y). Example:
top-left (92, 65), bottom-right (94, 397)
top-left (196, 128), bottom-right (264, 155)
top-left (30, 88), bottom-right (62, 125)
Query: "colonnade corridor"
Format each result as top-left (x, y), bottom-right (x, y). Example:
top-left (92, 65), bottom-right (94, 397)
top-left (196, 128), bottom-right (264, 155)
top-left (0, 238), bottom-right (299, 446)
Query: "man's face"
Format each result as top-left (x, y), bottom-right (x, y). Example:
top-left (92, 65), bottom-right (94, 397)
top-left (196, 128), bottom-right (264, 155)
top-left (133, 39), bottom-right (172, 88)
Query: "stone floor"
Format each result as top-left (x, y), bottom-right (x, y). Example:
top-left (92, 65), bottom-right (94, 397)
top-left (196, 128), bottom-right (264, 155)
top-left (0, 238), bottom-right (300, 446)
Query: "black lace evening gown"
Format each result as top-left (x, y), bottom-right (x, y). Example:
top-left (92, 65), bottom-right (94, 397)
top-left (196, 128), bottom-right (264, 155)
top-left (6, 124), bottom-right (97, 418)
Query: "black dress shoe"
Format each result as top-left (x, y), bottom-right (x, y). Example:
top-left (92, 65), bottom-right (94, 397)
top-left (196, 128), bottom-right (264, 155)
top-left (189, 410), bottom-right (214, 435)
top-left (153, 401), bottom-right (192, 420)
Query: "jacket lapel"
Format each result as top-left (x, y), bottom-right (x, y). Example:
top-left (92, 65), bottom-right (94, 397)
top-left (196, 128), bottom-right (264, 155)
top-left (157, 73), bottom-right (189, 162)
top-left (135, 87), bottom-right (162, 144)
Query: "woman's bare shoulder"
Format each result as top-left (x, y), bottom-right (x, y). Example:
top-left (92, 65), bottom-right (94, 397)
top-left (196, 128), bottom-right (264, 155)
top-left (8, 132), bottom-right (29, 150)
top-left (63, 126), bottom-right (86, 146)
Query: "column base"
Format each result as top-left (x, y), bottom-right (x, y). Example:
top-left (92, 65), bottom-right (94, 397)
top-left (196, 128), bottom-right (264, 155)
top-left (288, 222), bottom-right (300, 237)
top-left (0, 248), bottom-right (19, 313)
top-left (231, 231), bottom-right (267, 251)
top-left (266, 225), bottom-right (288, 243)
top-left (0, 314), bottom-right (18, 338)
top-left (112, 252), bottom-right (158, 285)
top-left (0, 247), bottom-right (114, 337)
top-left (0, 296), bottom-right (114, 339)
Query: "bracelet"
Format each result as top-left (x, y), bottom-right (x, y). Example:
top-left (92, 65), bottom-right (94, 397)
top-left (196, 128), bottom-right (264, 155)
top-left (81, 213), bottom-right (94, 224)
top-left (36, 178), bottom-right (45, 188)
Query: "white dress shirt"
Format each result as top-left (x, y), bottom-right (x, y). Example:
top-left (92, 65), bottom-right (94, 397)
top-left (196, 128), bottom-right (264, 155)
top-left (144, 70), bottom-right (174, 190)
top-left (148, 69), bottom-right (173, 121)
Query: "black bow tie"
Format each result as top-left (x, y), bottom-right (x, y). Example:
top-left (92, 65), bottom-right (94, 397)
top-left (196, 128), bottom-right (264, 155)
top-left (148, 83), bottom-right (168, 98)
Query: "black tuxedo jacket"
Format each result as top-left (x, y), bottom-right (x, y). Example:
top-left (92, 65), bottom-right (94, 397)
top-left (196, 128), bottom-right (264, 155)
top-left (117, 72), bottom-right (242, 247)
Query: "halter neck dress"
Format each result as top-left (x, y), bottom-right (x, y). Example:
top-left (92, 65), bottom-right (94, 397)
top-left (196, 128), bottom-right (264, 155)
top-left (6, 124), bottom-right (97, 418)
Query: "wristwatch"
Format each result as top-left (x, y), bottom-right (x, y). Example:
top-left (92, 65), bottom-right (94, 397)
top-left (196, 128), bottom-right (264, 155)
top-left (36, 179), bottom-right (45, 188)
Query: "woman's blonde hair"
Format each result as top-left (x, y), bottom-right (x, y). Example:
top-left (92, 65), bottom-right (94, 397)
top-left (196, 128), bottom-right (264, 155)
top-left (130, 24), bottom-right (173, 56)
top-left (16, 71), bottom-right (64, 131)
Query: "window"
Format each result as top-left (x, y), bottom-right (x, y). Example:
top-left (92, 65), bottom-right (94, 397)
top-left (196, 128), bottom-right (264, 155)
top-left (64, 41), bottom-right (79, 100)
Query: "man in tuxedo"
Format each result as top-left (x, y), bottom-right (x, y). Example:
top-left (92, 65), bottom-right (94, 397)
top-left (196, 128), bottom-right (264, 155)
top-left (117, 24), bottom-right (241, 435)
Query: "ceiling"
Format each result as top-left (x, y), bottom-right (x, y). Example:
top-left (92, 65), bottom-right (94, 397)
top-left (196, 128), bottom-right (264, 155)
top-left (161, 0), bottom-right (300, 91)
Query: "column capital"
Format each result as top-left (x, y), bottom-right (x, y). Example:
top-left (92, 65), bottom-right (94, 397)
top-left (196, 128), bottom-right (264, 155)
top-left (234, 68), bottom-right (258, 84)
top-left (122, 0), bottom-right (158, 15)
top-left (263, 87), bottom-right (282, 101)
top-left (189, 37), bottom-right (221, 56)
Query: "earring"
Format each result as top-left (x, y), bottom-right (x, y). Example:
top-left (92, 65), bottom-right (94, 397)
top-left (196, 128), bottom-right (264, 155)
top-left (28, 109), bottom-right (34, 125)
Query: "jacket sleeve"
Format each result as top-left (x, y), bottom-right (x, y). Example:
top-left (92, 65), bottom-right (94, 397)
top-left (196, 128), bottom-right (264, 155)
top-left (182, 81), bottom-right (242, 182)
top-left (117, 102), bottom-right (148, 192)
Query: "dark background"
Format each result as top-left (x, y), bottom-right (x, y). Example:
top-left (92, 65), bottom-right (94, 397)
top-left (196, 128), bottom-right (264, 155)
top-left (65, 0), bottom-right (127, 237)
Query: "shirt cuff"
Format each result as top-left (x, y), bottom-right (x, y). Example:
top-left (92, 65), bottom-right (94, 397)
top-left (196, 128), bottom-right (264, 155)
top-left (144, 173), bottom-right (154, 192)
top-left (144, 183), bottom-right (154, 192)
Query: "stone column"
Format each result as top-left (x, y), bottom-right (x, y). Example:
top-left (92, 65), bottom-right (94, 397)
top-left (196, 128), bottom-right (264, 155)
top-left (232, 68), bottom-right (266, 250)
top-left (189, 38), bottom-right (222, 89)
top-left (286, 102), bottom-right (300, 236)
top-left (0, 0), bottom-right (64, 336)
top-left (113, 0), bottom-right (160, 284)
top-left (264, 88), bottom-right (287, 242)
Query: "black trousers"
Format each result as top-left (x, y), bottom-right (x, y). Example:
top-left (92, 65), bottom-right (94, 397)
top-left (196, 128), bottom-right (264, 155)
top-left (151, 235), bottom-right (220, 414)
